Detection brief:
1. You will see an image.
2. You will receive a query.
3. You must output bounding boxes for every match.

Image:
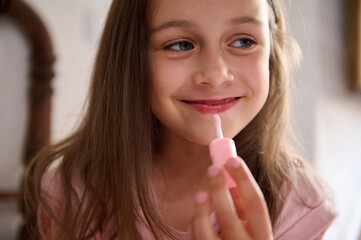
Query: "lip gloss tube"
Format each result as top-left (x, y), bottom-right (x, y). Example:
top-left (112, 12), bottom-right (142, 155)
top-left (209, 114), bottom-right (238, 233)
top-left (209, 114), bottom-right (237, 188)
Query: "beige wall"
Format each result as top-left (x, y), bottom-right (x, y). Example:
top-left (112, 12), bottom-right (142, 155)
top-left (0, 15), bottom-right (29, 239)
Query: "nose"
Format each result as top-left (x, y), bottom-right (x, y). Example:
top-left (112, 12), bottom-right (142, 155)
top-left (192, 49), bottom-right (234, 87)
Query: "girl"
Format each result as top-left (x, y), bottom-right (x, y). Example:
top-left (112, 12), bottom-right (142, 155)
top-left (25, 0), bottom-right (336, 239)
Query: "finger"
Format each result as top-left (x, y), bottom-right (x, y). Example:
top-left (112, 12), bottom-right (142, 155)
top-left (190, 191), bottom-right (215, 240)
top-left (208, 165), bottom-right (249, 239)
top-left (187, 225), bottom-right (193, 240)
top-left (225, 157), bottom-right (272, 239)
top-left (229, 187), bottom-right (247, 220)
top-left (229, 187), bottom-right (251, 233)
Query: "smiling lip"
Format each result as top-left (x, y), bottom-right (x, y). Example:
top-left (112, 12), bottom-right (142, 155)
top-left (182, 97), bottom-right (241, 114)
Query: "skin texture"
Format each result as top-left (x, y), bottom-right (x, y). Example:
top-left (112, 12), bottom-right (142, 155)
top-left (148, 0), bottom-right (270, 145)
top-left (148, 0), bottom-right (273, 238)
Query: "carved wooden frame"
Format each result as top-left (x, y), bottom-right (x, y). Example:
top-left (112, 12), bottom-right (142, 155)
top-left (348, 0), bottom-right (361, 91)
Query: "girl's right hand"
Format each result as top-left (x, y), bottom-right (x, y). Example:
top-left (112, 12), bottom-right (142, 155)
top-left (187, 157), bottom-right (273, 240)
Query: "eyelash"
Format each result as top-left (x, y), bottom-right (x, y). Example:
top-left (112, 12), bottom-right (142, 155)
top-left (229, 38), bottom-right (256, 49)
top-left (164, 38), bottom-right (256, 52)
top-left (165, 41), bottom-right (194, 52)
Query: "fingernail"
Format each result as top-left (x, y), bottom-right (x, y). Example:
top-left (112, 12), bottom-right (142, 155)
top-left (208, 165), bottom-right (220, 177)
top-left (228, 158), bottom-right (241, 168)
top-left (195, 191), bottom-right (208, 204)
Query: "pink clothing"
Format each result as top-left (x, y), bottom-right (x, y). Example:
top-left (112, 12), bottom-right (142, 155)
top-left (38, 160), bottom-right (336, 239)
top-left (273, 160), bottom-right (337, 239)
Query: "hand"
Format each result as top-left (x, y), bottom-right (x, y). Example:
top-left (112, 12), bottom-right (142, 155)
top-left (187, 157), bottom-right (273, 240)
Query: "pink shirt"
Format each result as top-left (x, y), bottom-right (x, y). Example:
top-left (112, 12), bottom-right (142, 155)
top-left (39, 160), bottom-right (336, 239)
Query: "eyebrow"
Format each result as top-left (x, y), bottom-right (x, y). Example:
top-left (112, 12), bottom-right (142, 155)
top-left (149, 20), bottom-right (193, 34)
top-left (229, 16), bottom-right (264, 27)
top-left (149, 16), bottom-right (264, 35)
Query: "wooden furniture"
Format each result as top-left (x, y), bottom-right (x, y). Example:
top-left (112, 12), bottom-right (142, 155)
top-left (348, 0), bottom-right (361, 91)
top-left (0, 0), bottom-right (55, 238)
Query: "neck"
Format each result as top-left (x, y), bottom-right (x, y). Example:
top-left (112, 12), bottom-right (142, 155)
top-left (151, 127), bottom-right (213, 232)
top-left (152, 128), bottom-right (212, 201)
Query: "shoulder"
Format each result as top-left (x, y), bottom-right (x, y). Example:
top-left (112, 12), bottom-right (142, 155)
top-left (38, 167), bottom-right (61, 239)
top-left (38, 167), bottom-right (116, 239)
top-left (273, 158), bottom-right (337, 240)
top-left (40, 167), bottom-right (62, 209)
top-left (40, 166), bottom-right (84, 203)
top-left (38, 167), bottom-right (87, 238)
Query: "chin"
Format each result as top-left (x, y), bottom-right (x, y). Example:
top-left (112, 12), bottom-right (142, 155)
top-left (184, 130), bottom-right (216, 146)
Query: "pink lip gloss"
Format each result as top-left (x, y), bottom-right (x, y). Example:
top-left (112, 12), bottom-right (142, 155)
top-left (209, 114), bottom-right (238, 233)
top-left (183, 98), bottom-right (239, 114)
top-left (209, 114), bottom-right (237, 188)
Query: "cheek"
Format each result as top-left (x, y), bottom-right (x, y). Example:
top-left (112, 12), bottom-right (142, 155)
top-left (229, 52), bottom-right (269, 133)
top-left (239, 53), bottom-right (269, 100)
top-left (150, 59), bottom-right (187, 100)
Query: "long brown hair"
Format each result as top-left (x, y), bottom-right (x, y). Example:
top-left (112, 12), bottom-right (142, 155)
top-left (25, 0), bottom-right (300, 239)
top-left (235, 0), bottom-right (301, 227)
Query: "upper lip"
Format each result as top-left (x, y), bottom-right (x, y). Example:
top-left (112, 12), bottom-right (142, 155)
top-left (182, 97), bottom-right (241, 104)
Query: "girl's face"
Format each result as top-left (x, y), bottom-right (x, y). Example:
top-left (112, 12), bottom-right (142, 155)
top-left (148, 0), bottom-right (270, 145)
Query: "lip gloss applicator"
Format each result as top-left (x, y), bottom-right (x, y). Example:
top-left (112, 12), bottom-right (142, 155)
top-left (209, 114), bottom-right (238, 233)
top-left (209, 114), bottom-right (237, 188)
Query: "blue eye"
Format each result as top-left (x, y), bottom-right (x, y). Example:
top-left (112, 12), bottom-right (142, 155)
top-left (165, 41), bottom-right (194, 52)
top-left (229, 38), bottom-right (255, 48)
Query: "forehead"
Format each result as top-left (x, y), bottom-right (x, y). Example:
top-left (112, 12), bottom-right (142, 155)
top-left (148, 0), bottom-right (269, 26)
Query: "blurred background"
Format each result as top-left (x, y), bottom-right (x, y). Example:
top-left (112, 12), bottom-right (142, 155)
top-left (0, 0), bottom-right (360, 239)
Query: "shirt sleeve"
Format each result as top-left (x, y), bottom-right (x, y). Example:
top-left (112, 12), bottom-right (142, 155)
top-left (273, 160), bottom-right (337, 240)
top-left (37, 168), bottom-right (106, 240)
top-left (275, 199), bottom-right (336, 239)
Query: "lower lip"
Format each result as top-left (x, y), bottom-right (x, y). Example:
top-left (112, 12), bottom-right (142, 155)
top-left (183, 98), bottom-right (240, 114)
